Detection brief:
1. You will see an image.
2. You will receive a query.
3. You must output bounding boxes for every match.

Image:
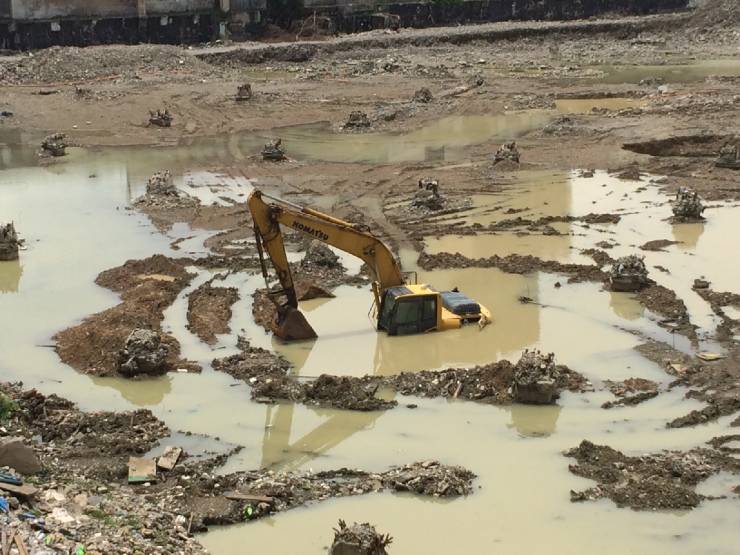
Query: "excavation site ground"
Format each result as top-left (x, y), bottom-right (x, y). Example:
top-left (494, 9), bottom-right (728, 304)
top-left (0, 5), bottom-right (739, 555)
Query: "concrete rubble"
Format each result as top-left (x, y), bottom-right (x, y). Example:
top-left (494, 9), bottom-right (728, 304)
top-left (301, 240), bottom-right (341, 268)
top-left (672, 187), bottom-right (705, 221)
top-left (609, 255), bottom-right (651, 292)
top-left (262, 138), bottom-right (286, 161)
top-left (117, 328), bottom-right (169, 377)
top-left (493, 141), bottom-right (520, 164)
top-left (40, 132), bottom-right (67, 156)
top-left (715, 142), bottom-right (739, 169)
top-left (0, 222), bottom-right (20, 261)
top-left (330, 520), bottom-right (392, 555)
top-left (512, 349), bottom-right (561, 404)
top-left (148, 108), bottom-right (173, 128)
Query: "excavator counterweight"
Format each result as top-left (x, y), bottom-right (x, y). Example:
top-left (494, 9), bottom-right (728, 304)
top-left (248, 189), bottom-right (491, 341)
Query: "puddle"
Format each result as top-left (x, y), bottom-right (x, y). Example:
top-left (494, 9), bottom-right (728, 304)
top-left (2, 142), bottom-right (739, 554)
top-left (554, 97), bottom-right (645, 113)
top-left (594, 59), bottom-right (740, 84)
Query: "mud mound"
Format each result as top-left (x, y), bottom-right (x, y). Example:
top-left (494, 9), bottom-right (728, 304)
top-left (689, 0), bottom-right (740, 28)
top-left (623, 134), bottom-right (736, 157)
top-left (0, 44), bottom-right (213, 85)
top-left (212, 337), bottom-right (291, 382)
top-left (187, 281), bottom-right (239, 345)
top-left (566, 440), bottom-right (738, 511)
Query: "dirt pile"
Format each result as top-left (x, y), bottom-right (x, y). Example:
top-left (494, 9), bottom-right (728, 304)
top-left (134, 170), bottom-right (199, 211)
top-left (187, 280), bottom-right (240, 345)
top-left (672, 187), bottom-right (705, 221)
top-left (635, 284), bottom-right (692, 332)
top-left (40, 132), bottom-right (67, 157)
top-left (566, 440), bottom-right (738, 510)
top-left (212, 337), bottom-right (292, 382)
top-left (609, 255), bottom-right (652, 292)
top-left (302, 240), bottom-right (342, 269)
top-left (0, 45), bottom-right (214, 85)
top-left (602, 378), bottom-right (659, 409)
top-left (330, 520), bottom-right (392, 555)
top-left (0, 222), bottom-right (19, 261)
top-left (417, 252), bottom-right (607, 283)
top-left (512, 350), bottom-right (561, 404)
top-left (54, 255), bottom-right (199, 377)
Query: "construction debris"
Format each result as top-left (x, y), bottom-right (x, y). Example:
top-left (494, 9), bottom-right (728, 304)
top-left (672, 187), bottom-right (705, 221)
top-left (0, 222), bottom-right (20, 261)
top-left (715, 142), bottom-right (740, 169)
top-left (156, 446), bottom-right (182, 471)
top-left (128, 456), bottom-right (158, 484)
top-left (40, 132), bottom-right (67, 156)
top-left (117, 328), bottom-right (169, 377)
top-left (411, 177), bottom-right (444, 211)
top-left (236, 83), bottom-right (253, 101)
top-left (412, 87), bottom-right (433, 103)
top-left (302, 240), bottom-right (341, 268)
top-left (330, 520), bottom-right (392, 555)
top-left (512, 350), bottom-right (560, 404)
top-left (149, 108), bottom-right (173, 128)
top-left (262, 138), bottom-right (286, 161)
top-left (146, 170), bottom-right (177, 196)
top-left (345, 111), bottom-right (371, 129)
top-left (493, 141), bottom-right (520, 164)
top-left (609, 255), bottom-right (651, 292)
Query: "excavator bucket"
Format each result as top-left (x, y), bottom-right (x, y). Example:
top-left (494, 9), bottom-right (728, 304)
top-left (272, 306), bottom-right (318, 341)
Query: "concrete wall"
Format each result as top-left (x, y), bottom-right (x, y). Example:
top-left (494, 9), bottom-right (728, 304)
top-left (8, 0), bottom-right (216, 22)
top-left (0, 0), bottom-right (11, 19)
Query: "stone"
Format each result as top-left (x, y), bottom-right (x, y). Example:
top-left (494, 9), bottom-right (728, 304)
top-left (0, 437), bottom-right (42, 475)
top-left (117, 329), bottom-right (169, 377)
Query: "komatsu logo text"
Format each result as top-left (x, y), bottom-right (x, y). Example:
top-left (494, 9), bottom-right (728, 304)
top-left (291, 220), bottom-right (329, 241)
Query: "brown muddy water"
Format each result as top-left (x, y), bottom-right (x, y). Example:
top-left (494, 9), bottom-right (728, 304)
top-left (1, 135), bottom-right (739, 553)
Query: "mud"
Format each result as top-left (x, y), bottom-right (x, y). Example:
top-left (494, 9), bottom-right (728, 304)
top-left (566, 440), bottom-right (739, 510)
top-left (601, 378), bottom-right (660, 409)
top-left (640, 239), bottom-right (679, 251)
top-left (635, 284), bottom-right (693, 334)
top-left (187, 279), bottom-right (240, 345)
top-left (53, 255), bottom-right (200, 377)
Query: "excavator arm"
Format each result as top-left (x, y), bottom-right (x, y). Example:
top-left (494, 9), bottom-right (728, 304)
top-left (248, 189), bottom-right (405, 340)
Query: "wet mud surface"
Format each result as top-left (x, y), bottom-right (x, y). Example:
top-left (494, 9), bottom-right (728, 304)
top-left (187, 279), bottom-right (240, 345)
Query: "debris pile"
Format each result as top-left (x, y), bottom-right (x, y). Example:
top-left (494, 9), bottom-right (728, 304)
top-left (41, 132), bottom-right (67, 157)
top-left (565, 440), bottom-right (738, 510)
top-left (715, 143), bottom-right (739, 169)
top-left (117, 328), bottom-right (169, 377)
top-left (382, 461), bottom-right (476, 497)
top-left (609, 255), bottom-right (651, 292)
top-left (236, 83), bottom-right (253, 101)
top-left (330, 520), bottom-right (392, 555)
top-left (512, 350), bottom-right (560, 404)
top-left (262, 138), bottom-right (286, 161)
top-left (412, 87), bottom-right (433, 103)
top-left (146, 170), bottom-right (177, 196)
top-left (344, 111), bottom-right (371, 129)
top-left (149, 108), bottom-right (173, 128)
top-left (301, 240), bottom-right (341, 269)
top-left (411, 177), bottom-right (444, 211)
top-left (493, 141), bottom-right (520, 165)
top-left (0, 222), bottom-right (20, 261)
top-left (672, 187), bottom-right (705, 221)
top-left (601, 378), bottom-right (659, 409)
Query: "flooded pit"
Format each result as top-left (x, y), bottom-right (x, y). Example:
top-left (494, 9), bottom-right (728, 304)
top-left (594, 58), bottom-right (740, 84)
top-left (2, 132), bottom-right (739, 553)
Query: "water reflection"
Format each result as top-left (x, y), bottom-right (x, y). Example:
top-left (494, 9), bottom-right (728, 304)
top-left (671, 222), bottom-right (705, 249)
top-left (608, 291), bottom-right (645, 321)
top-left (0, 259), bottom-right (22, 293)
top-left (91, 374), bottom-right (173, 407)
top-left (508, 403), bottom-right (561, 437)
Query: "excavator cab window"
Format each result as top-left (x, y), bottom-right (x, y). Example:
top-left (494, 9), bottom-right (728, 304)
top-left (382, 294), bottom-right (438, 336)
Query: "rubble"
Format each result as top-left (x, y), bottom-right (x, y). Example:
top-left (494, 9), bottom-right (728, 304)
top-left (609, 255), bottom-right (651, 292)
top-left (344, 111), bottom-right (372, 129)
top-left (146, 170), bottom-right (177, 196)
top-left (236, 83), bottom-right (253, 101)
top-left (565, 440), bottom-right (738, 510)
top-left (412, 87), bottom-right (433, 103)
top-left (512, 350), bottom-right (560, 404)
top-left (671, 187), bottom-right (705, 221)
top-left (262, 138), bottom-right (286, 161)
top-left (411, 177), bottom-right (444, 211)
top-left (601, 378), bottom-right (659, 409)
top-left (330, 520), bottom-right (392, 555)
top-left (117, 328), bottom-right (169, 377)
top-left (715, 142), bottom-right (740, 169)
top-left (0, 222), bottom-right (20, 261)
top-left (301, 240), bottom-right (341, 269)
top-left (493, 141), bottom-right (520, 165)
top-left (149, 108), bottom-right (173, 128)
top-left (40, 132), bottom-right (67, 156)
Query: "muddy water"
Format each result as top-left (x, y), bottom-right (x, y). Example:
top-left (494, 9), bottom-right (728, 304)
top-left (595, 58), bottom-right (740, 84)
top-left (2, 144), bottom-right (740, 553)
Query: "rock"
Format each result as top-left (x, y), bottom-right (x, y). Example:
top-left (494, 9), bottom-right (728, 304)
top-left (0, 437), bottom-right (42, 475)
top-left (117, 329), bottom-right (169, 377)
top-left (301, 240), bottom-right (341, 268)
top-left (345, 111), bottom-right (371, 129)
top-left (512, 350), bottom-right (560, 404)
top-left (412, 87), bottom-right (433, 103)
top-left (609, 255), bottom-right (651, 292)
top-left (330, 520), bottom-right (392, 555)
top-left (0, 222), bottom-right (20, 261)
top-left (693, 278), bottom-right (710, 290)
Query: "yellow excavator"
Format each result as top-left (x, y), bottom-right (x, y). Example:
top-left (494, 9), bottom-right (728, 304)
top-left (248, 189), bottom-right (491, 341)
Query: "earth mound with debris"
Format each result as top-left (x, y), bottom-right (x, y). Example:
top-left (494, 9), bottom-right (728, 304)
top-left (512, 350), bottom-right (561, 404)
top-left (117, 328), bottom-right (169, 377)
top-left (330, 520), bottom-right (392, 555)
top-left (672, 187), bottom-right (705, 221)
top-left (0, 222), bottom-right (20, 261)
top-left (609, 255), bottom-right (652, 292)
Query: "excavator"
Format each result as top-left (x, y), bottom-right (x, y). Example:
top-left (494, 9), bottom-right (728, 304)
top-left (248, 189), bottom-right (491, 341)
